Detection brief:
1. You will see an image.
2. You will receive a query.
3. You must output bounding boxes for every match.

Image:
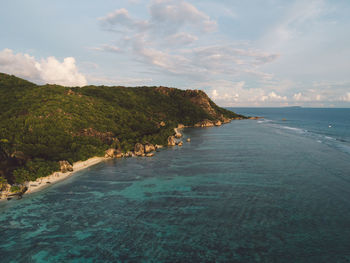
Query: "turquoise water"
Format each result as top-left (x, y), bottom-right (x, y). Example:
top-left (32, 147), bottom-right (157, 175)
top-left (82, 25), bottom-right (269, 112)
top-left (1, 108), bottom-right (350, 262)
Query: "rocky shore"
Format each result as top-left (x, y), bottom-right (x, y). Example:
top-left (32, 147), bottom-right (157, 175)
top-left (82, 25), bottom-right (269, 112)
top-left (0, 117), bottom-right (241, 201)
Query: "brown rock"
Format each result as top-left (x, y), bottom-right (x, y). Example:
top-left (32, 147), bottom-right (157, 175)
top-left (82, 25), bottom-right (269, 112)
top-left (159, 121), bottom-right (166, 127)
top-left (155, 144), bottom-right (163, 149)
top-left (67, 89), bottom-right (75, 95)
top-left (177, 124), bottom-right (185, 129)
top-left (186, 138), bottom-right (191, 142)
top-left (146, 153), bottom-right (154, 157)
top-left (115, 153), bottom-right (123, 158)
top-left (215, 120), bottom-right (222, 126)
top-left (105, 148), bottom-right (116, 158)
top-left (59, 160), bottom-right (73, 173)
top-left (177, 141), bottom-right (183, 146)
top-left (134, 143), bottom-right (145, 156)
top-left (200, 120), bottom-right (214, 127)
top-left (124, 152), bottom-right (130, 157)
top-left (167, 136), bottom-right (176, 146)
top-left (144, 143), bottom-right (156, 153)
top-left (222, 118), bottom-right (231, 123)
top-left (174, 128), bottom-right (182, 138)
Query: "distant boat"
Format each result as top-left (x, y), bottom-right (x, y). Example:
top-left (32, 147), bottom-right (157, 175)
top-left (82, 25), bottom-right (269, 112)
top-left (329, 125), bottom-right (332, 128)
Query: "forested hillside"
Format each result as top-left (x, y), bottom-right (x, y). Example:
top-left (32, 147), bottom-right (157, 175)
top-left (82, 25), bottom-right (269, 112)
top-left (0, 73), bottom-right (244, 189)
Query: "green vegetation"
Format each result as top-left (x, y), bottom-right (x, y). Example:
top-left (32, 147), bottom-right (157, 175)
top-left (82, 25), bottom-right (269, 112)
top-left (0, 73), bottom-right (244, 187)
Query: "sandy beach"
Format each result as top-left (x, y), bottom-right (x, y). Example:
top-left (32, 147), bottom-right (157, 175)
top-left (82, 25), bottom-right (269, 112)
top-left (24, 156), bottom-right (107, 195)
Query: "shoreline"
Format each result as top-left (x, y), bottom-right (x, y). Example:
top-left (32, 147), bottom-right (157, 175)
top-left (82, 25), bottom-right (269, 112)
top-left (1, 119), bottom-right (243, 201)
top-left (26, 156), bottom-right (107, 195)
top-left (1, 156), bottom-right (108, 201)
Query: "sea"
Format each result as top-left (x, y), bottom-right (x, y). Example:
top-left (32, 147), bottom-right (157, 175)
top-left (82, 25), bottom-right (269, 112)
top-left (0, 107), bottom-right (350, 263)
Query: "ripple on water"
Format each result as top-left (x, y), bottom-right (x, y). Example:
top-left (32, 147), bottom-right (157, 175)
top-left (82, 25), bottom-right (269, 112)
top-left (1, 121), bottom-right (350, 262)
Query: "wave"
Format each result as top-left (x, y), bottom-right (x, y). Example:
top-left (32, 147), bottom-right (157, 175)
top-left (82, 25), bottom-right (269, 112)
top-left (278, 125), bottom-right (307, 134)
top-left (257, 120), bottom-right (273, 124)
top-left (257, 120), bottom-right (350, 156)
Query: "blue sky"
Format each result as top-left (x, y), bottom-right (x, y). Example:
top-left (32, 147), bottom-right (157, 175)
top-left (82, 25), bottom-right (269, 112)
top-left (1, 0), bottom-right (350, 107)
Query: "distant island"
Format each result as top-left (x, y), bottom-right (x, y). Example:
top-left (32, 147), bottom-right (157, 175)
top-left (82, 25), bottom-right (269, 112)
top-left (0, 73), bottom-right (246, 200)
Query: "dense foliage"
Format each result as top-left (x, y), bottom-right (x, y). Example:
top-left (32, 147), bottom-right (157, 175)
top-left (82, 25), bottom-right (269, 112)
top-left (0, 73), bottom-right (242, 187)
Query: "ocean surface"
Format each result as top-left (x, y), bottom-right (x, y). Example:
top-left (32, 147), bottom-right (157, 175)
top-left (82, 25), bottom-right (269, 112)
top-left (1, 107), bottom-right (350, 262)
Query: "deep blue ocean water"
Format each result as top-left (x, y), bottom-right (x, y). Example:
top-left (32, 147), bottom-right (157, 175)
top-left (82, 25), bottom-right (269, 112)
top-left (1, 107), bottom-right (350, 262)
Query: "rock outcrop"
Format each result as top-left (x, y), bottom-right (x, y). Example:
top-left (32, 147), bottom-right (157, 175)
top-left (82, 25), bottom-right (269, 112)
top-left (105, 148), bottom-right (116, 158)
top-left (167, 136), bottom-right (176, 146)
top-left (59, 161), bottom-right (73, 173)
top-left (215, 120), bottom-right (222, 126)
top-left (144, 143), bottom-right (156, 153)
top-left (174, 128), bottom-right (182, 138)
top-left (155, 144), bottom-right (163, 149)
top-left (146, 153), bottom-right (154, 157)
top-left (177, 124), bottom-right (185, 129)
top-left (177, 141), bottom-right (183, 147)
top-left (125, 151), bottom-right (134, 157)
top-left (195, 120), bottom-right (215, 127)
top-left (155, 86), bottom-right (243, 121)
top-left (134, 143), bottom-right (145, 156)
top-left (184, 89), bottom-right (217, 117)
top-left (222, 117), bottom-right (231, 124)
top-left (115, 153), bottom-right (123, 158)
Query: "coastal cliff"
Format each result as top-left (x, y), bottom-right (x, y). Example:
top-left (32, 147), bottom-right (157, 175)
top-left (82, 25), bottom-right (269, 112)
top-left (0, 73), bottom-right (246, 199)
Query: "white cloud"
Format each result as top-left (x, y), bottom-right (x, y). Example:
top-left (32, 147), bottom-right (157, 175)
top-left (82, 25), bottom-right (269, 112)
top-left (0, 48), bottom-right (40, 80)
top-left (99, 0), bottom-right (216, 35)
top-left (211, 89), bottom-right (219, 99)
top-left (149, 0), bottom-right (217, 33)
top-left (289, 81), bottom-right (350, 104)
top-left (127, 39), bottom-right (279, 81)
top-left (261, 91), bottom-right (287, 102)
top-left (293, 92), bottom-right (302, 101)
top-left (0, 49), bottom-right (87, 86)
top-left (96, 1), bottom-right (279, 84)
top-left (90, 44), bottom-right (122, 53)
top-left (93, 1), bottom-right (350, 107)
top-left (341, 93), bottom-right (350, 102)
top-left (165, 32), bottom-right (198, 46)
top-left (98, 8), bottom-right (149, 32)
top-left (191, 79), bottom-right (293, 107)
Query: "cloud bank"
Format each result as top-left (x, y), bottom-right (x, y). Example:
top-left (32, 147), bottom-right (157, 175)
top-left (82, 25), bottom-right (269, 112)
top-left (92, 0), bottom-right (350, 107)
top-left (0, 49), bottom-right (87, 87)
top-left (96, 0), bottom-right (279, 80)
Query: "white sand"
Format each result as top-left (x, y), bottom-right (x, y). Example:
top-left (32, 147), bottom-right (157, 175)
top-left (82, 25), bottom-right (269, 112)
top-left (25, 156), bottom-right (107, 195)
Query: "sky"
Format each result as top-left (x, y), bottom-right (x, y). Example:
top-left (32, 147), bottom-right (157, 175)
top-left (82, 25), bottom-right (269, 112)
top-left (1, 0), bottom-right (350, 107)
